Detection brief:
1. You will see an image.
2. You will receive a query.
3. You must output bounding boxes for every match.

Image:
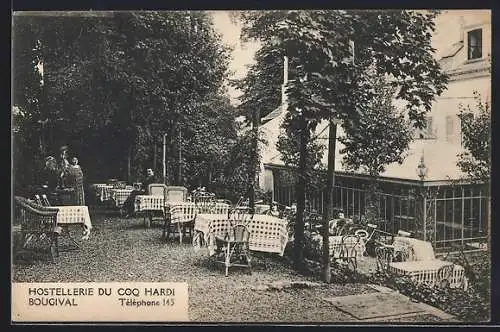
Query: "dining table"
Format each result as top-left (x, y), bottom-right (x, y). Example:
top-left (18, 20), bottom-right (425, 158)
top-left (52, 205), bottom-right (93, 250)
top-left (111, 188), bottom-right (136, 208)
top-left (193, 213), bottom-right (290, 256)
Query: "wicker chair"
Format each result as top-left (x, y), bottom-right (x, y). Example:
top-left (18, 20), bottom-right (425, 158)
top-left (34, 194), bottom-right (43, 206)
top-left (41, 194), bottom-right (51, 207)
top-left (193, 191), bottom-right (216, 213)
top-left (214, 223), bottom-right (252, 277)
top-left (13, 196), bottom-right (60, 262)
top-left (168, 203), bottom-right (198, 244)
top-left (375, 245), bottom-right (393, 271)
top-left (330, 234), bottom-right (363, 271)
top-left (436, 264), bottom-right (455, 288)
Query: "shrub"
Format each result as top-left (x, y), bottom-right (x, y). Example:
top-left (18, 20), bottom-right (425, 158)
top-left (367, 270), bottom-right (490, 322)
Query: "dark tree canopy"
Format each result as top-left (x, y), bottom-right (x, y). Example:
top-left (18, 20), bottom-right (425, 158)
top-left (12, 11), bottom-right (234, 192)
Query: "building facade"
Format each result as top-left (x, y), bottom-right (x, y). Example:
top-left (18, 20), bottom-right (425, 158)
top-left (259, 10), bottom-right (491, 252)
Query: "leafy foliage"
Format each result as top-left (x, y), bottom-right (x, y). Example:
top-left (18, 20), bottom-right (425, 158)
top-left (210, 129), bottom-right (266, 203)
top-left (339, 77), bottom-right (413, 177)
top-left (457, 92), bottom-right (491, 183)
top-left (301, 239), bottom-right (490, 322)
top-left (13, 12), bottom-right (234, 191)
top-left (238, 10), bottom-right (448, 269)
top-left (232, 43), bottom-right (283, 121)
top-left (367, 262), bottom-right (490, 322)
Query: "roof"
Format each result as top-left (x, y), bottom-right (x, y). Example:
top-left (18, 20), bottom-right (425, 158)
top-left (438, 40), bottom-right (490, 78)
top-left (261, 119), bottom-right (466, 182)
top-left (261, 105), bottom-right (283, 123)
top-left (440, 41), bottom-right (464, 59)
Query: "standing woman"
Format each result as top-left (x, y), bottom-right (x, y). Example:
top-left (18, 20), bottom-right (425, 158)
top-left (67, 156), bottom-right (86, 205)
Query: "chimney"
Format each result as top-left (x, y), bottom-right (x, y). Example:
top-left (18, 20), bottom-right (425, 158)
top-left (458, 16), bottom-right (465, 42)
top-left (281, 56), bottom-right (288, 112)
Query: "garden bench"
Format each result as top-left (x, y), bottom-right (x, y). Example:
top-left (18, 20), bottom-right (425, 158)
top-left (13, 196), bottom-right (60, 262)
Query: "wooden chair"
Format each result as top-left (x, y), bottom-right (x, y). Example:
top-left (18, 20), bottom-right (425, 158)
top-left (13, 196), bottom-right (60, 262)
top-left (165, 186), bottom-right (188, 204)
top-left (214, 223), bottom-right (252, 276)
top-left (148, 183), bottom-right (167, 196)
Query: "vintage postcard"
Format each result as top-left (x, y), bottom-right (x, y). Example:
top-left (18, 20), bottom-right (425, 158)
top-left (11, 9), bottom-right (491, 324)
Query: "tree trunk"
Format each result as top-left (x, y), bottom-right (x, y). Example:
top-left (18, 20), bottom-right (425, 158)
top-left (322, 119), bottom-right (337, 283)
top-left (249, 108), bottom-right (260, 213)
top-left (294, 117), bottom-right (307, 271)
top-left (208, 161), bottom-right (213, 184)
top-left (177, 128), bottom-right (182, 186)
top-left (153, 138), bottom-right (157, 172)
top-left (127, 144), bottom-right (132, 182)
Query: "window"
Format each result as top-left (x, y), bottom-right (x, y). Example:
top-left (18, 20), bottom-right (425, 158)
top-left (417, 116), bottom-right (435, 139)
top-left (445, 115), bottom-right (454, 142)
top-left (467, 29), bottom-right (482, 60)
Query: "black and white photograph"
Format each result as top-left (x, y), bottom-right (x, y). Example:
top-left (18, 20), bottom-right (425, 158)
top-left (11, 9), bottom-right (491, 323)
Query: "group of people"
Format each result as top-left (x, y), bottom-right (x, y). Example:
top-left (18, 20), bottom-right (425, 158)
top-left (42, 145), bottom-right (85, 206)
top-left (41, 145), bottom-right (161, 210)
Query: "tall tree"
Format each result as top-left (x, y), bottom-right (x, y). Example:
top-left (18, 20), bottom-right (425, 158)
top-left (339, 76), bottom-right (414, 222)
top-left (233, 44), bottom-right (284, 211)
top-left (457, 92), bottom-right (491, 184)
top-left (12, 11), bottom-right (231, 190)
top-left (239, 10), bottom-right (448, 273)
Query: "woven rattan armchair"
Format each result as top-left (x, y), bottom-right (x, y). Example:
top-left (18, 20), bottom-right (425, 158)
top-left (13, 196), bottom-right (60, 262)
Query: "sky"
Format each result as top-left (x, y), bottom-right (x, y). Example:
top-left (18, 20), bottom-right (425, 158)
top-left (209, 11), bottom-right (259, 105)
top-left (210, 10), bottom-right (491, 106)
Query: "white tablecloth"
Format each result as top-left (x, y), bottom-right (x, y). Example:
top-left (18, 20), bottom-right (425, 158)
top-left (95, 185), bottom-right (115, 202)
top-left (193, 214), bottom-right (229, 242)
top-left (135, 195), bottom-right (165, 212)
top-left (389, 259), bottom-right (466, 289)
top-left (111, 188), bottom-right (135, 207)
top-left (54, 206), bottom-right (92, 239)
top-left (193, 214), bottom-right (288, 256)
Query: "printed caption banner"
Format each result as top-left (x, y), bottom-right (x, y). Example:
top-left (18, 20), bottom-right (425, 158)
top-left (12, 282), bottom-right (189, 322)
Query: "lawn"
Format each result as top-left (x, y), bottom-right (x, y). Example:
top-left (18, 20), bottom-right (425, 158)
top-left (12, 211), bottom-right (446, 323)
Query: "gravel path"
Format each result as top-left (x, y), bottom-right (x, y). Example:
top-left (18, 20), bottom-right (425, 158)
top-left (12, 213), bottom-right (444, 323)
